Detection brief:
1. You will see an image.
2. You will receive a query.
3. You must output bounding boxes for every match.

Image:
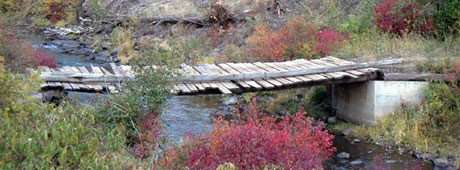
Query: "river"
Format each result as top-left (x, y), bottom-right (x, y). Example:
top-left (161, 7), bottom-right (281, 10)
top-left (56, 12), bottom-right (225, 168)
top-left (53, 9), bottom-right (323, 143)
top-left (26, 30), bottom-right (433, 170)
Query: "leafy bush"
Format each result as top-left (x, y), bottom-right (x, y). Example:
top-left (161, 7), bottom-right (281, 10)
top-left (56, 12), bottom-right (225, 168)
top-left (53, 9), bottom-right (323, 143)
top-left (433, 0), bottom-right (460, 37)
top-left (132, 112), bottom-right (162, 159)
top-left (43, 0), bottom-right (68, 24)
top-left (247, 17), bottom-right (348, 61)
top-left (0, 71), bottom-right (131, 169)
top-left (111, 27), bottom-right (137, 64)
top-left (0, 0), bottom-right (16, 13)
top-left (0, 26), bottom-right (37, 72)
top-left (0, 25), bottom-right (59, 71)
top-left (88, 0), bottom-right (107, 20)
top-left (304, 86), bottom-right (333, 119)
top-left (247, 18), bottom-right (317, 61)
top-left (97, 47), bottom-right (173, 158)
top-left (374, 0), bottom-right (434, 36)
top-left (157, 101), bottom-right (335, 170)
top-left (315, 28), bottom-right (346, 56)
top-left (32, 49), bottom-right (57, 68)
top-left (246, 24), bottom-right (289, 61)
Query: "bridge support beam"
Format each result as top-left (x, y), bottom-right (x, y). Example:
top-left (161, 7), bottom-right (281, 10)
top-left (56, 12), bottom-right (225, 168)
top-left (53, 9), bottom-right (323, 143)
top-left (332, 81), bottom-right (428, 124)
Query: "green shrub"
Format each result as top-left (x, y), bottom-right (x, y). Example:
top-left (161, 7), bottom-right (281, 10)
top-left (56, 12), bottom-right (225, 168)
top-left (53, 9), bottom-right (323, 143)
top-left (111, 27), bottom-right (138, 64)
top-left (0, 72), bottom-right (132, 169)
top-left (433, 0), bottom-right (460, 38)
top-left (97, 47), bottom-right (174, 145)
top-left (367, 82), bottom-right (460, 167)
top-left (417, 83), bottom-right (460, 143)
top-left (0, 0), bottom-right (16, 13)
top-left (303, 86), bottom-right (332, 119)
top-left (88, 0), bottom-right (107, 20)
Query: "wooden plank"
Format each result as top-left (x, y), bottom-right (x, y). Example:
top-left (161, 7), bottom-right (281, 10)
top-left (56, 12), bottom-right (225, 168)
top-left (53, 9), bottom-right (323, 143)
top-left (100, 67), bottom-right (113, 76)
top-left (255, 80), bottom-right (275, 88)
top-left (270, 62), bottom-right (304, 83)
top-left (253, 62), bottom-right (293, 85)
top-left (201, 82), bottom-right (211, 89)
top-left (63, 83), bottom-right (73, 90)
top-left (207, 64), bottom-right (230, 75)
top-left (78, 66), bottom-right (90, 74)
top-left (69, 83), bottom-right (79, 90)
top-left (241, 63), bottom-right (277, 88)
top-left (195, 83), bottom-right (206, 91)
top-left (177, 84), bottom-right (191, 93)
top-left (237, 81), bottom-right (251, 88)
top-left (245, 80), bottom-right (262, 89)
top-left (221, 82), bottom-right (239, 90)
top-left (319, 57), bottom-right (364, 77)
top-left (314, 59), bottom-right (357, 78)
top-left (259, 63), bottom-right (291, 83)
top-left (265, 79), bottom-right (283, 86)
top-left (322, 56), bottom-right (355, 65)
top-left (91, 66), bottom-right (104, 75)
top-left (309, 59), bottom-right (345, 79)
top-left (181, 65), bottom-right (201, 76)
top-left (218, 63), bottom-right (241, 74)
top-left (216, 83), bottom-right (233, 94)
top-left (191, 65), bottom-right (208, 75)
top-left (185, 84), bottom-right (198, 93)
top-left (110, 63), bottom-right (122, 76)
top-left (227, 63), bottom-right (264, 88)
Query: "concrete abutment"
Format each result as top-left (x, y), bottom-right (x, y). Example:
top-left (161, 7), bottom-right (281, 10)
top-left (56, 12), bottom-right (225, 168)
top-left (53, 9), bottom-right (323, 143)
top-left (332, 81), bottom-right (428, 124)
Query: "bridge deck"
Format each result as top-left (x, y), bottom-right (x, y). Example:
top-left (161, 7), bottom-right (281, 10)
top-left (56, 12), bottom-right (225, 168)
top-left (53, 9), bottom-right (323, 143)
top-left (40, 57), bottom-right (387, 95)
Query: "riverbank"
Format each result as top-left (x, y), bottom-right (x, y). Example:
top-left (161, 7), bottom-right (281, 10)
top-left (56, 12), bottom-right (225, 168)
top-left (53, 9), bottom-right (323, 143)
top-left (330, 120), bottom-right (458, 170)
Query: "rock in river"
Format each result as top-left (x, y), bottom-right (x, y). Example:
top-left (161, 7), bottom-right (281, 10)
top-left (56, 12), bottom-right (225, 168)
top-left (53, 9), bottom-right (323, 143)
top-left (350, 159), bottom-right (364, 166)
top-left (51, 40), bottom-right (81, 49)
top-left (337, 152), bottom-right (350, 159)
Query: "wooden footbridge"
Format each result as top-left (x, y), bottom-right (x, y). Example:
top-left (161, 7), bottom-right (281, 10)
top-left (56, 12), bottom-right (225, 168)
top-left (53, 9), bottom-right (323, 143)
top-left (39, 56), bottom-right (400, 95)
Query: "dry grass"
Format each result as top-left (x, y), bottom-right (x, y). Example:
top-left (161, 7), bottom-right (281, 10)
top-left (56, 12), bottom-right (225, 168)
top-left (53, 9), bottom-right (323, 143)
top-left (334, 32), bottom-right (460, 64)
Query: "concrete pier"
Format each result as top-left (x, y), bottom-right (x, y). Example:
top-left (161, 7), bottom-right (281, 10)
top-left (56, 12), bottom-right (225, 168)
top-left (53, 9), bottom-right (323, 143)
top-left (332, 81), bottom-right (428, 124)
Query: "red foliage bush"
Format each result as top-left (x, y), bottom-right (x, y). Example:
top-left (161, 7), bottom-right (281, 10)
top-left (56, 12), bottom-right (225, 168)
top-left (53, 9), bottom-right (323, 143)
top-left (132, 112), bottom-right (162, 159)
top-left (247, 18), bottom-right (317, 61)
top-left (32, 49), bottom-right (57, 68)
top-left (0, 23), bottom-right (47, 71)
top-left (247, 24), bottom-right (287, 61)
top-left (247, 17), bottom-right (347, 60)
top-left (374, 0), bottom-right (434, 36)
top-left (46, 1), bottom-right (68, 24)
top-left (315, 28), bottom-right (346, 56)
top-left (169, 100), bottom-right (336, 170)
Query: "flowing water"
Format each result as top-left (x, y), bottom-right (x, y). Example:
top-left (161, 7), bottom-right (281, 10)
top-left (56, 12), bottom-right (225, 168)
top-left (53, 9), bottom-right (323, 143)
top-left (27, 31), bottom-right (434, 170)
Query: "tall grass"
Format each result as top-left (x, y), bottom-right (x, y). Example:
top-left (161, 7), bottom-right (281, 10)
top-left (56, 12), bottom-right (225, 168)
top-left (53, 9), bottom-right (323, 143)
top-left (0, 71), bottom-right (142, 169)
top-left (365, 82), bottom-right (460, 167)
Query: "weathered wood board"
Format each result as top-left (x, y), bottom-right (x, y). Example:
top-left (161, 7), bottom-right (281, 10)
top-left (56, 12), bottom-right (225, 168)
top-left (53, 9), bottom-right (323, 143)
top-left (40, 57), bottom-right (394, 95)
